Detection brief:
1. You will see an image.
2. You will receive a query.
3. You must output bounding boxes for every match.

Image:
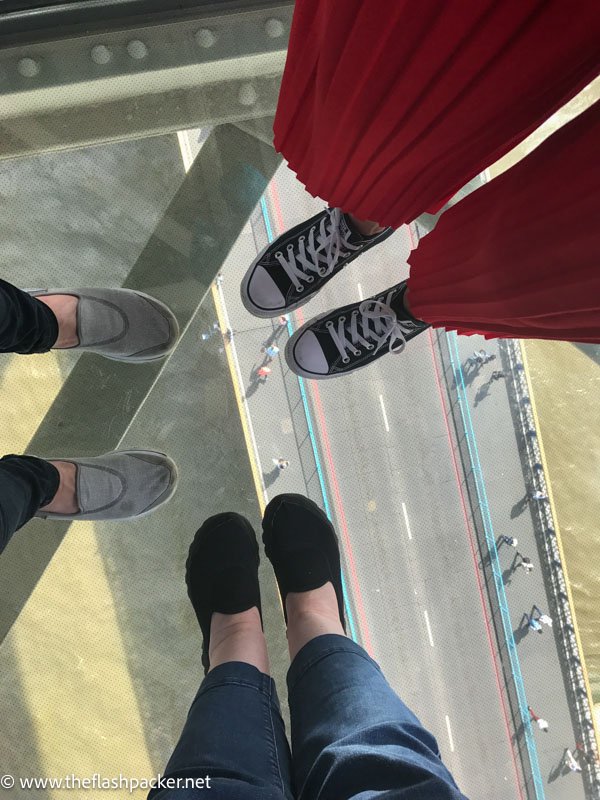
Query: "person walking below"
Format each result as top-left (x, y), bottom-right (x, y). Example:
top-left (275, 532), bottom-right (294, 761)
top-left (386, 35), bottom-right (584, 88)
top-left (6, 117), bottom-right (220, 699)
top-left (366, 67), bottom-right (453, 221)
top-left (490, 370), bottom-right (506, 381)
top-left (528, 706), bottom-right (549, 733)
top-left (524, 614), bottom-right (543, 634)
top-left (516, 554), bottom-right (534, 574)
top-left (241, 0), bottom-right (600, 380)
top-left (565, 749), bottom-right (583, 773)
top-left (499, 535), bottom-right (518, 548)
top-left (532, 605), bottom-right (553, 628)
top-left (529, 490), bottom-right (548, 502)
top-left (272, 458), bottom-right (290, 471)
top-left (264, 344), bottom-right (280, 362)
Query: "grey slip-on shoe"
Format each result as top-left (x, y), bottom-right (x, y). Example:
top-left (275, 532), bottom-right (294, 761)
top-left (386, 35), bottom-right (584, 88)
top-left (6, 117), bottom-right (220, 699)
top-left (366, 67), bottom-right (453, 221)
top-left (28, 288), bottom-right (179, 362)
top-left (35, 450), bottom-right (178, 522)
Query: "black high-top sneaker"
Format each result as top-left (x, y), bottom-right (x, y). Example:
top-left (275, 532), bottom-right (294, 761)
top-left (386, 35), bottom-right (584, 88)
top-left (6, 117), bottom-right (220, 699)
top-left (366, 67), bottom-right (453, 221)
top-left (241, 207), bottom-right (393, 318)
top-left (285, 280), bottom-right (429, 379)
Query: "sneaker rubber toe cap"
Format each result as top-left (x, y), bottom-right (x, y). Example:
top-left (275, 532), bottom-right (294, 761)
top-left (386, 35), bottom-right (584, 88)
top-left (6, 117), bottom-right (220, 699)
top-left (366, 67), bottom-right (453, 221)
top-left (291, 330), bottom-right (330, 376)
top-left (244, 266), bottom-right (286, 313)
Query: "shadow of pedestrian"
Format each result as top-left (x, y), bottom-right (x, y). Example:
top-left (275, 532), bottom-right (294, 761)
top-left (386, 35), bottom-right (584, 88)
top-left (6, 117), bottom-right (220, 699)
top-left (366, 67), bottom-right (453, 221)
top-left (263, 467), bottom-right (281, 488)
top-left (263, 325), bottom-right (288, 348)
top-left (245, 365), bottom-right (268, 399)
top-left (548, 752), bottom-right (569, 783)
top-left (510, 495), bottom-right (529, 519)
top-left (474, 379), bottom-right (492, 407)
top-left (460, 361), bottom-right (481, 388)
top-left (502, 566), bottom-right (514, 586)
top-left (513, 614), bottom-right (532, 644)
top-left (245, 378), bottom-right (260, 399)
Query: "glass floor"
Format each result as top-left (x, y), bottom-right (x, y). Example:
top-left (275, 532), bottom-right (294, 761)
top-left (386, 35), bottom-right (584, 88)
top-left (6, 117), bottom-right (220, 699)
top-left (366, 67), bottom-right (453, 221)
top-left (0, 3), bottom-right (598, 799)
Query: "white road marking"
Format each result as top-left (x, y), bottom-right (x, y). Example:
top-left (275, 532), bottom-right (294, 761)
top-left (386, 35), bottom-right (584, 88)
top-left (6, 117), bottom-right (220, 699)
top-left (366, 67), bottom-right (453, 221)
top-left (402, 501), bottom-right (413, 540)
top-left (379, 394), bottom-right (390, 432)
top-left (445, 715), bottom-right (455, 752)
top-left (423, 609), bottom-right (435, 647)
top-left (357, 282), bottom-right (364, 300)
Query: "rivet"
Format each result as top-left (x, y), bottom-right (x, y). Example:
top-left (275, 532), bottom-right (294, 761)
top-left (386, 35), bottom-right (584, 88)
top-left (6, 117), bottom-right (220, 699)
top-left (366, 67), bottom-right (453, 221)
top-left (265, 18), bottom-right (285, 38)
top-left (195, 28), bottom-right (217, 48)
top-left (127, 40), bottom-right (148, 60)
top-left (238, 83), bottom-right (258, 106)
top-left (91, 45), bottom-right (112, 65)
top-left (17, 58), bottom-right (40, 77)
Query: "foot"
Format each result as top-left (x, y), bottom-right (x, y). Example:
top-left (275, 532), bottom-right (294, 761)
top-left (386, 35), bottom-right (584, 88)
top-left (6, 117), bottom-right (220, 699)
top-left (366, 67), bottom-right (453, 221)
top-left (285, 280), bottom-right (429, 379)
top-left (29, 288), bottom-right (179, 362)
top-left (35, 450), bottom-right (177, 521)
top-left (241, 207), bottom-right (393, 318)
top-left (262, 493), bottom-right (346, 631)
top-left (186, 512), bottom-right (262, 674)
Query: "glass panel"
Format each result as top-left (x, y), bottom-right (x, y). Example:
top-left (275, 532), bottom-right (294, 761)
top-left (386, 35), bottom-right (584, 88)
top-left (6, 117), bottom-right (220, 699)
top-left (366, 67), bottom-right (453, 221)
top-left (0, 4), bottom-right (597, 799)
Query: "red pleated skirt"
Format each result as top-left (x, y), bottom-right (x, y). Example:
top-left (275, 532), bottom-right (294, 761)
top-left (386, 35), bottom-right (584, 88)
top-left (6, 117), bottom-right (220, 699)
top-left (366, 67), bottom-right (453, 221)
top-left (273, 0), bottom-right (600, 341)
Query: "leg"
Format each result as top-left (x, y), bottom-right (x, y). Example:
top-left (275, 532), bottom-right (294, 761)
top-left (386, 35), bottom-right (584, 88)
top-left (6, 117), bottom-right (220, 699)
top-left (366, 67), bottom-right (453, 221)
top-left (406, 100), bottom-right (600, 343)
top-left (148, 659), bottom-right (292, 800)
top-left (0, 455), bottom-right (59, 552)
top-left (0, 278), bottom-right (59, 354)
top-left (288, 633), bottom-right (465, 799)
top-left (261, 494), bottom-right (465, 799)
top-left (149, 514), bottom-right (293, 800)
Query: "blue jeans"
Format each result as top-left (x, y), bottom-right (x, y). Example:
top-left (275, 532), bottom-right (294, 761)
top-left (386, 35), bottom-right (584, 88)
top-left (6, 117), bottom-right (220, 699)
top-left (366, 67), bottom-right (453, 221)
top-left (149, 634), bottom-right (467, 799)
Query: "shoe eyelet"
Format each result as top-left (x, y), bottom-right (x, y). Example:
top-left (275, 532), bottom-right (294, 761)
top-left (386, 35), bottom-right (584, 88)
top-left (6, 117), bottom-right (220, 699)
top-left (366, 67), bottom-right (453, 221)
top-left (354, 349), bottom-right (361, 357)
top-left (352, 310), bottom-right (359, 316)
top-left (339, 316), bottom-right (345, 323)
top-left (366, 343), bottom-right (375, 351)
top-left (342, 357), bottom-right (350, 364)
top-left (287, 244), bottom-right (294, 250)
top-left (299, 235), bottom-right (305, 241)
top-left (318, 268), bottom-right (328, 276)
top-left (326, 321), bottom-right (334, 329)
top-left (294, 286), bottom-right (303, 293)
top-left (306, 276), bottom-right (314, 283)
top-left (275, 251), bottom-right (282, 257)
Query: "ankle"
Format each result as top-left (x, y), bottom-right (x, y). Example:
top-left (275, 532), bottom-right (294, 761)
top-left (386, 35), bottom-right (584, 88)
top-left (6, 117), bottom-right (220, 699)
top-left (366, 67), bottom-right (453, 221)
top-left (208, 608), bottom-right (269, 673)
top-left (37, 294), bottom-right (79, 349)
top-left (286, 584), bottom-right (345, 660)
top-left (346, 213), bottom-right (385, 237)
top-left (40, 460), bottom-right (78, 514)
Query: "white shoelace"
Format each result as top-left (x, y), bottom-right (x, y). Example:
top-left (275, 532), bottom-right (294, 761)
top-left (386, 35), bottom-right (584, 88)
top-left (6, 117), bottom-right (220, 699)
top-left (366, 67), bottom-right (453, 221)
top-left (327, 293), bottom-right (416, 364)
top-left (276, 208), bottom-right (360, 292)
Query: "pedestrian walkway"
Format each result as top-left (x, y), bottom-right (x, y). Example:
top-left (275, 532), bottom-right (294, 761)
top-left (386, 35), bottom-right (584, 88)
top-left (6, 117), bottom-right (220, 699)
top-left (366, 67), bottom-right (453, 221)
top-left (452, 331), bottom-right (588, 799)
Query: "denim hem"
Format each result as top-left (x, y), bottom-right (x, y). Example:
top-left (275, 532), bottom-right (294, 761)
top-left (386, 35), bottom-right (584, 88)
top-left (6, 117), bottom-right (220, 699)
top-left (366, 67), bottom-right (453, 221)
top-left (196, 661), bottom-right (278, 701)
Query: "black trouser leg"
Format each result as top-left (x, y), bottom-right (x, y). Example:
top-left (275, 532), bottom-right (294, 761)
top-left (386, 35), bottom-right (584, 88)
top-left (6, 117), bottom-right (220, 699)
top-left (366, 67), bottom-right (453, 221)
top-left (0, 278), bottom-right (59, 354)
top-left (0, 456), bottom-right (60, 554)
